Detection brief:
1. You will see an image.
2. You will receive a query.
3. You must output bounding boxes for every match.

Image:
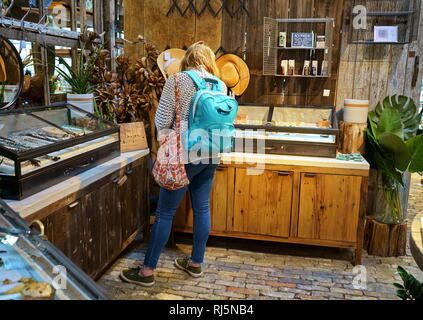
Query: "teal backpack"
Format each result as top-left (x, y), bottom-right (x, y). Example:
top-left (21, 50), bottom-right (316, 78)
top-left (183, 70), bottom-right (238, 155)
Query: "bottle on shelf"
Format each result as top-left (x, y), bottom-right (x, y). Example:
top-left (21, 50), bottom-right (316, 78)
top-left (278, 32), bottom-right (287, 47)
top-left (310, 50), bottom-right (318, 76)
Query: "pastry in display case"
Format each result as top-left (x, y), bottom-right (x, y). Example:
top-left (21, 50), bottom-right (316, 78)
top-left (0, 199), bottom-right (107, 300)
top-left (234, 103), bottom-right (339, 157)
top-left (0, 103), bottom-right (120, 200)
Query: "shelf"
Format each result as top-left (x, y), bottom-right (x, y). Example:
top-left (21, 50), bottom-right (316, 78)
top-left (347, 0), bottom-right (421, 44)
top-left (273, 47), bottom-right (328, 50)
top-left (276, 18), bottom-right (333, 23)
top-left (365, 11), bottom-right (416, 16)
top-left (350, 40), bottom-right (408, 45)
top-left (263, 17), bottom-right (334, 77)
top-left (275, 75), bottom-right (329, 78)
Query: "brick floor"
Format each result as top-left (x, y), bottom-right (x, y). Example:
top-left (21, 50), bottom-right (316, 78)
top-left (97, 174), bottom-right (423, 300)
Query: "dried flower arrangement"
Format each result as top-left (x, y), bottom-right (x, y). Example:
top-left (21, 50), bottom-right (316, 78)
top-left (82, 32), bottom-right (165, 155)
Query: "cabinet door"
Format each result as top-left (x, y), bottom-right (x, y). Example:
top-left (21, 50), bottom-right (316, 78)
top-left (41, 200), bottom-right (84, 269)
top-left (210, 165), bottom-right (231, 232)
top-left (298, 173), bottom-right (362, 243)
top-left (174, 165), bottom-right (231, 232)
top-left (119, 163), bottom-right (146, 241)
top-left (232, 168), bottom-right (293, 237)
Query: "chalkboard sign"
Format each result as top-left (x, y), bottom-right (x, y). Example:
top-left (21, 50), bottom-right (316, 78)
top-left (291, 32), bottom-right (314, 48)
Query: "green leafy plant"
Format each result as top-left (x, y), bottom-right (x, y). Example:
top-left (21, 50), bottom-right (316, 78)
top-left (394, 266), bottom-right (423, 300)
top-left (365, 95), bottom-right (423, 224)
top-left (52, 50), bottom-right (96, 94)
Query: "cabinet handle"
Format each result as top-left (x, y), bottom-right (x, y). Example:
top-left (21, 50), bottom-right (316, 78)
top-left (278, 171), bottom-right (291, 176)
top-left (113, 175), bottom-right (128, 187)
top-left (304, 173), bottom-right (317, 178)
top-left (264, 146), bottom-right (276, 151)
top-left (68, 201), bottom-right (79, 208)
top-left (216, 166), bottom-right (227, 171)
top-left (126, 168), bottom-right (133, 175)
top-left (29, 219), bottom-right (45, 236)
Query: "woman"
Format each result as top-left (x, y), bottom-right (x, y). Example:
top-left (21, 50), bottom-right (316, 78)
top-left (120, 42), bottom-right (227, 286)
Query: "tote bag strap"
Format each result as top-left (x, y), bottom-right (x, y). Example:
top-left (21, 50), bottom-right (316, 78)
top-left (173, 74), bottom-right (184, 161)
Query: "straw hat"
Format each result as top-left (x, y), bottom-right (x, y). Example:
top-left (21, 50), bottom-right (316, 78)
top-left (157, 48), bottom-right (186, 80)
top-left (0, 55), bottom-right (6, 82)
top-left (216, 54), bottom-right (250, 96)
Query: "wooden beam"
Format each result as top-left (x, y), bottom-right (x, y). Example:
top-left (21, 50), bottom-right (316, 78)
top-left (80, 0), bottom-right (87, 32)
top-left (0, 27), bottom-right (79, 47)
top-left (103, 0), bottom-right (116, 71)
top-left (0, 16), bottom-right (80, 40)
top-left (38, 0), bottom-right (51, 106)
top-left (70, 0), bottom-right (78, 72)
top-left (93, 0), bottom-right (104, 33)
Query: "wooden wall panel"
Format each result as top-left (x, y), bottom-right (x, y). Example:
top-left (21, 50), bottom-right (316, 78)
top-left (124, 0), bottom-right (223, 53)
top-left (335, 1), bottom-right (423, 110)
top-left (224, 0), bottom-right (345, 106)
top-left (143, 1), bottom-right (170, 51)
top-left (124, 1), bottom-right (422, 109)
top-left (194, 0), bottom-right (222, 51)
top-left (168, 0), bottom-right (196, 49)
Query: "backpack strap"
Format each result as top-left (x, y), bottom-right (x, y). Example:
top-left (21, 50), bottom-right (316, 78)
top-left (183, 70), bottom-right (222, 92)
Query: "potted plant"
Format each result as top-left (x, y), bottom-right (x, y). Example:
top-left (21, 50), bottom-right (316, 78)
top-left (53, 50), bottom-right (96, 113)
top-left (364, 95), bottom-right (423, 256)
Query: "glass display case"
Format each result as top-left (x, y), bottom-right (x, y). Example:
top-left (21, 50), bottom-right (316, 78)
top-left (234, 104), bottom-right (339, 158)
top-left (0, 103), bottom-right (120, 200)
top-left (0, 199), bottom-right (107, 300)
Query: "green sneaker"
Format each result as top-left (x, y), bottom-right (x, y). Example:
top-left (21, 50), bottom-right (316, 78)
top-left (174, 257), bottom-right (203, 277)
top-left (120, 267), bottom-right (155, 287)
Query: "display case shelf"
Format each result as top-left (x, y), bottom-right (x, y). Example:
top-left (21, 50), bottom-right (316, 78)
top-left (275, 75), bottom-right (329, 78)
top-left (263, 17), bottom-right (334, 78)
top-left (347, 0), bottom-right (421, 44)
top-left (233, 103), bottom-right (339, 158)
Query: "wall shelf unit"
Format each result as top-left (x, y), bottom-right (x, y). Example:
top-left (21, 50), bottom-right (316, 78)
top-left (347, 0), bottom-right (421, 44)
top-left (263, 17), bottom-right (334, 78)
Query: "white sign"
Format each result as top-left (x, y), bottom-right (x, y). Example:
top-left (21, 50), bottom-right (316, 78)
top-left (374, 26), bottom-right (398, 43)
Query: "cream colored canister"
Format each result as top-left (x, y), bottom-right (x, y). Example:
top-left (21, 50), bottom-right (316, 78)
top-left (343, 99), bottom-right (369, 123)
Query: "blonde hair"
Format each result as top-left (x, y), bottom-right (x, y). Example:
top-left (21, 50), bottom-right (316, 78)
top-left (180, 41), bottom-right (219, 77)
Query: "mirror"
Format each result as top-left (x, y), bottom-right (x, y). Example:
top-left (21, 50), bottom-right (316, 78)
top-left (0, 36), bottom-right (24, 110)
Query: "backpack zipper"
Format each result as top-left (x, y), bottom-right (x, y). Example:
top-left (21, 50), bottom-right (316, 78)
top-left (191, 90), bottom-right (231, 121)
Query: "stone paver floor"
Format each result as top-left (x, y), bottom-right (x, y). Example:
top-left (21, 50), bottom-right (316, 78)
top-left (97, 174), bottom-right (423, 300)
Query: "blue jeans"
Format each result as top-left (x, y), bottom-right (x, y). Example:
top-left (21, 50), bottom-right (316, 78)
top-left (143, 163), bottom-right (218, 269)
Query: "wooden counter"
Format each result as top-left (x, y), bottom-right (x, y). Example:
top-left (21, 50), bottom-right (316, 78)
top-left (6, 150), bottom-right (150, 279)
top-left (174, 153), bottom-right (370, 265)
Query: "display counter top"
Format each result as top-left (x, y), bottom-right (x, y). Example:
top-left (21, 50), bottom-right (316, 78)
top-left (220, 152), bottom-right (370, 172)
top-left (5, 149), bottom-right (150, 219)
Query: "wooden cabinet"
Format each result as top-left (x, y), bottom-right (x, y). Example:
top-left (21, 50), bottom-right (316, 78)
top-left (36, 157), bottom-right (149, 278)
top-left (173, 161), bottom-right (368, 265)
top-left (174, 165), bottom-right (233, 233)
top-left (231, 168), bottom-right (292, 238)
top-left (297, 173), bottom-right (362, 243)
